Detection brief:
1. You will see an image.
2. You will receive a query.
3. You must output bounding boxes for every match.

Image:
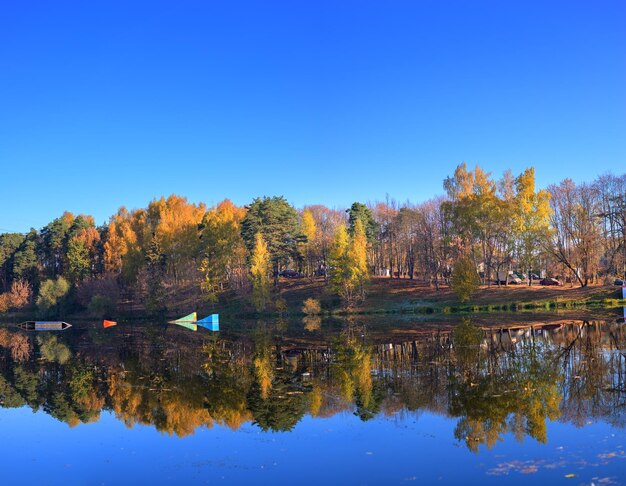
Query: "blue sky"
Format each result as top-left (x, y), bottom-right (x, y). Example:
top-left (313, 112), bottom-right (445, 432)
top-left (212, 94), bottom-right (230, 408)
top-left (1, 0), bottom-right (624, 233)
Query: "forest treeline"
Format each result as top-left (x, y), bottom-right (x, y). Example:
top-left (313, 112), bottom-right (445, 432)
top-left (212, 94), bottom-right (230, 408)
top-left (0, 164), bottom-right (624, 315)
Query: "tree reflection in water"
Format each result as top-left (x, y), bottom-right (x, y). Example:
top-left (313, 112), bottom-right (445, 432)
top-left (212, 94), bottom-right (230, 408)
top-left (0, 318), bottom-right (623, 451)
top-left (449, 320), bottom-right (561, 451)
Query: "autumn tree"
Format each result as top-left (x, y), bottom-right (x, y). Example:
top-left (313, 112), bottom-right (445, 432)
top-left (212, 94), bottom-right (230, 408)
top-left (103, 207), bottom-right (148, 283)
top-left (147, 195), bottom-right (206, 283)
top-left (300, 209), bottom-right (317, 277)
top-left (393, 206), bottom-right (420, 279)
top-left (451, 255), bottom-right (480, 302)
top-left (369, 197), bottom-right (453, 284)
top-left (348, 219), bottom-right (369, 301)
top-left (416, 197), bottom-right (450, 289)
top-left (8, 279), bottom-right (32, 309)
top-left (594, 173), bottom-right (626, 278)
top-left (252, 330), bottom-right (274, 400)
top-left (490, 171), bottom-right (517, 286)
top-left (443, 164), bottom-right (554, 287)
top-left (64, 216), bottom-right (102, 284)
top-left (103, 214), bottom-right (126, 274)
top-left (329, 220), bottom-right (369, 307)
top-left (250, 233), bottom-right (271, 312)
top-left (102, 195), bottom-right (205, 289)
top-left (303, 205), bottom-right (346, 279)
top-left (145, 234), bottom-right (167, 314)
top-left (444, 163), bottom-right (504, 285)
top-left (371, 200), bottom-right (398, 277)
top-left (329, 224), bottom-right (350, 303)
top-left (514, 168), bottom-right (551, 285)
top-left (198, 199), bottom-right (247, 303)
top-left (36, 276), bottom-right (70, 316)
top-left (548, 179), bottom-right (601, 286)
top-left (331, 330), bottom-right (375, 414)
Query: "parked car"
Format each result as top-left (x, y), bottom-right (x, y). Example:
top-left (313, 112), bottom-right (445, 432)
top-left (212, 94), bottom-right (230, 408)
top-left (529, 273), bottom-right (541, 281)
top-left (279, 269), bottom-right (301, 278)
top-left (513, 272), bottom-right (528, 282)
top-left (540, 277), bottom-right (561, 286)
top-left (496, 271), bottom-right (522, 284)
top-left (615, 278), bottom-right (625, 286)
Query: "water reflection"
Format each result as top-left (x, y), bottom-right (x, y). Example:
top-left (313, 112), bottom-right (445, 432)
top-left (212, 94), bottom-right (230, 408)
top-left (0, 318), bottom-right (624, 452)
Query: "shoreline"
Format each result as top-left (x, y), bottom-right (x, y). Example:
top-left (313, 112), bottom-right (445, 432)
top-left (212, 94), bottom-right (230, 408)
top-left (1, 277), bottom-right (623, 322)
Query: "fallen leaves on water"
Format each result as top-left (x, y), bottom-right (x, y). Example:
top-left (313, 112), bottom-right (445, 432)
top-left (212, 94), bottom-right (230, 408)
top-left (591, 476), bottom-right (619, 485)
top-left (487, 460), bottom-right (544, 476)
top-left (597, 450), bottom-right (625, 461)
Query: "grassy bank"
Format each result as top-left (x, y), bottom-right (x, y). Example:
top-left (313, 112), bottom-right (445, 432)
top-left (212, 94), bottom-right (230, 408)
top-left (1, 276), bottom-right (623, 323)
top-left (212, 277), bottom-right (625, 319)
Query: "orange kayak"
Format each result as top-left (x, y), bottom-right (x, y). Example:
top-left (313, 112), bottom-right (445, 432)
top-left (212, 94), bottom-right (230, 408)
top-left (103, 320), bottom-right (117, 328)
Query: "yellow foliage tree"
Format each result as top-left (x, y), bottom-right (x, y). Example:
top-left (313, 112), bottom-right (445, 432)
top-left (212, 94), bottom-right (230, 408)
top-left (329, 221), bottom-right (369, 307)
top-left (104, 195), bottom-right (206, 286)
top-left (250, 232), bottom-right (271, 312)
top-left (308, 385), bottom-right (323, 417)
top-left (329, 223), bottom-right (349, 298)
top-left (199, 199), bottom-right (247, 303)
top-left (103, 207), bottom-right (148, 282)
top-left (149, 195), bottom-right (206, 283)
top-left (348, 219), bottom-right (368, 300)
top-left (514, 168), bottom-right (552, 284)
top-left (301, 209), bottom-right (317, 276)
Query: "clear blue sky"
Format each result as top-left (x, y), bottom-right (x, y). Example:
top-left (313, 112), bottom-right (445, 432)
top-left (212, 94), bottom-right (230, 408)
top-left (1, 0), bottom-right (624, 233)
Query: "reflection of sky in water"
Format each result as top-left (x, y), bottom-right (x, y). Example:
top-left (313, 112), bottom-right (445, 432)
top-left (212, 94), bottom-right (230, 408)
top-left (0, 407), bottom-right (624, 485)
top-left (1, 317), bottom-right (625, 484)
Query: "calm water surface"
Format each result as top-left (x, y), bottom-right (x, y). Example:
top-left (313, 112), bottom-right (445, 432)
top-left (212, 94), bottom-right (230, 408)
top-left (0, 316), bottom-right (625, 485)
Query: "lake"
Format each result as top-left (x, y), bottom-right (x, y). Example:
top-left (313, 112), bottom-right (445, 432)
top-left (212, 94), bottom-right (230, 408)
top-left (0, 314), bottom-right (625, 485)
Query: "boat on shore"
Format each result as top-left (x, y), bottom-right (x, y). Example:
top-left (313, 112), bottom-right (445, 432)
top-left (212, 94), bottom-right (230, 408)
top-left (168, 312), bottom-right (198, 331)
top-left (170, 321), bottom-right (197, 331)
top-left (18, 321), bottom-right (72, 331)
top-left (168, 312), bottom-right (219, 331)
top-left (169, 312), bottom-right (197, 324)
top-left (196, 314), bottom-right (219, 331)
